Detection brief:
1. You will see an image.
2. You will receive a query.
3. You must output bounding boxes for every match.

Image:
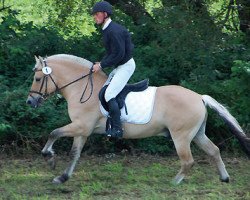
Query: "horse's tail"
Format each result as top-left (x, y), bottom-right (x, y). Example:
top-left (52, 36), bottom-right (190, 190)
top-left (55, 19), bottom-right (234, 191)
top-left (202, 95), bottom-right (250, 158)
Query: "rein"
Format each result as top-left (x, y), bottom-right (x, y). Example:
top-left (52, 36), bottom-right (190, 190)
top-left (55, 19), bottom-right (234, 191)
top-left (29, 60), bottom-right (94, 104)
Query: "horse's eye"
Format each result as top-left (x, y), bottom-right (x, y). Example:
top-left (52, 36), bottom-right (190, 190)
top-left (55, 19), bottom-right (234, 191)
top-left (35, 77), bottom-right (41, 82)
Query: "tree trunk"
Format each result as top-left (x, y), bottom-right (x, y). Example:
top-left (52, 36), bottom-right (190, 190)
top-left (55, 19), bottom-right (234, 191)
top-left (236, 0), bottom-right (250, 33)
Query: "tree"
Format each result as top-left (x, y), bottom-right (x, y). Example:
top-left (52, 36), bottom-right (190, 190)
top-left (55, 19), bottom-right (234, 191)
top-left (106, 0), bottom-right (154, 25)
top-left (0, 0), bottom-right (11, 12)
top-left (236, 0), bottom-right (250, 33)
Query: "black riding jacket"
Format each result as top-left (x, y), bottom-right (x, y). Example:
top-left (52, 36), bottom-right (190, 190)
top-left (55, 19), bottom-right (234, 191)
top-left (100, 21), bottom-right (134, 68)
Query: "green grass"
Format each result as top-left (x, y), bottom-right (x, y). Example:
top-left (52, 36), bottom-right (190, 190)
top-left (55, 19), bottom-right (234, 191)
top-left (0, 153), bottom-right (249, 200)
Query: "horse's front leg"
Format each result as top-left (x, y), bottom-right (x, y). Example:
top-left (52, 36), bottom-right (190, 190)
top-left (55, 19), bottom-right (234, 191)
top-left (41, 126), bottom-right (72, 169)
top-left (53, 136), bottom-right (87, 184)
top-left (41, 121), bottom-right (93, 183)
top-left (41, 122), bottom-right (86, 167)
top-left (41, 128), bottom-right (60, 169)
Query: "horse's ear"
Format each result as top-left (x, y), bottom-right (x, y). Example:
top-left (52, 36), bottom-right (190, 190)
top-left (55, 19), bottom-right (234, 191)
top-left (35, 55), bottom-right (39, 63)
top-left (38, 56), bottom-right (45, 67)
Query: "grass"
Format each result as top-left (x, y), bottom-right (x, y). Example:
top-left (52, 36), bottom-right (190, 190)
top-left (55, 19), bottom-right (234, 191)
top-left (0, 153), bottom-right (249, 200)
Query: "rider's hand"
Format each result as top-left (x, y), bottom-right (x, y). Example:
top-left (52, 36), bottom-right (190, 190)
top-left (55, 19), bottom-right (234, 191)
top-left (92, 62), bottom-right (102, 73)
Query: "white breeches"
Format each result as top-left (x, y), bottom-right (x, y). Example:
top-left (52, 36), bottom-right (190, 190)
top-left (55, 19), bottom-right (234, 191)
top-left (104, 58), bottom-right (136, 102)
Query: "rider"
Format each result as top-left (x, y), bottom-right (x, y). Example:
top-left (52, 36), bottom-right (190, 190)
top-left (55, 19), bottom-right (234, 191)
top-left (92, 1), bottom-right (135, 138)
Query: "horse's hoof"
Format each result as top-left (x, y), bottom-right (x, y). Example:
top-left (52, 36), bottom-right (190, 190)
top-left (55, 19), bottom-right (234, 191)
top-left (171, 179), bottom-right (181, 185)
top-left (172, 175), bottom-right (184, 185)
top-left (220, 177), bottom-right (230, 183)
top-left (41, 150), bottom-right (54, 158)
top-left (52, 174), bottom-right (69, 184)
top-left (52, 177), bottom-right (63, 184)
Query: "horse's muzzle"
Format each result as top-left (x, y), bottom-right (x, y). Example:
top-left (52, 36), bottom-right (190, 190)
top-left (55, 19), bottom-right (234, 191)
top-left (26, 95), bottom-right (44, 108)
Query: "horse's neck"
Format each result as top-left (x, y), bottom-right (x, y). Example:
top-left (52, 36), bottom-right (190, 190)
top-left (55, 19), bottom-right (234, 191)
top-left (54, 62), bottom-right (107, 103)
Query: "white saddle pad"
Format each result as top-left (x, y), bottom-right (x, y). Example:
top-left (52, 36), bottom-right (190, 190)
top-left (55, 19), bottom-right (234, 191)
top-left (100, 86), bottom-right (157, 124)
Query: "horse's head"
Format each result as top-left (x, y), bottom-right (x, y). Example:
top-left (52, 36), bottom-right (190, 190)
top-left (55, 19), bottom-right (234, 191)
top-left (26, 56), bottom-right (56, 108)
top-left (26, 54), bottom-right (107, 108)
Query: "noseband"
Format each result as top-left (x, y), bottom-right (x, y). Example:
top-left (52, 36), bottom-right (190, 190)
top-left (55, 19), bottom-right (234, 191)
top-left (29, 59), bottom-right (94, 103)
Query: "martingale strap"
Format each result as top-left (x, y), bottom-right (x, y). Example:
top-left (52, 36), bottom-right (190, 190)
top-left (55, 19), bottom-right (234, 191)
top-left (80, 66), bottom-right (94, 103)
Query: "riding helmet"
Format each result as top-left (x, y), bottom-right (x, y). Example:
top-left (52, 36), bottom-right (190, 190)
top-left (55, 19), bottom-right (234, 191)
top-left (92, 1), bottom-right (113, 15)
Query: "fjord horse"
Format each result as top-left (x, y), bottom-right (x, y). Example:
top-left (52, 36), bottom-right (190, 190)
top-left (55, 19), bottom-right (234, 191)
top-left (26, 54), bottom-right (250, 184)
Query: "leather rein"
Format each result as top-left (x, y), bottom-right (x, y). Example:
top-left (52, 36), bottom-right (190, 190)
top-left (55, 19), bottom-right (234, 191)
top-left (29, 59), bottom-right (94, 103)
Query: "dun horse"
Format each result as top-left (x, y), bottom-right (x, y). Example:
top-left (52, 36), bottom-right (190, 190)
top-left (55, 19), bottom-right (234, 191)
top-left (26, 54), bottom-right (250, 184)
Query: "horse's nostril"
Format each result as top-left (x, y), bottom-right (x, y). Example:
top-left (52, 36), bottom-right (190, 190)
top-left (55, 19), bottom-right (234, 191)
top-left (38, 97), bottom-right (43, 104)
top-left (26, 100), bottom-right (31, 105)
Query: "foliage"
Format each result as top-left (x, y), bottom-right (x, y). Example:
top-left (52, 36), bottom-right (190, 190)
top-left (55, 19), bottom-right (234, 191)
top-left (222, 60), bottom-right (250, 126)
top-left (0, 87), bottom-right (70, 149)
top-left (0, 7), bottom-right (104, 151)
top-left (133, 137), bottom-right (174, 155)
top-left (4, 0), bottom-right (96, 37)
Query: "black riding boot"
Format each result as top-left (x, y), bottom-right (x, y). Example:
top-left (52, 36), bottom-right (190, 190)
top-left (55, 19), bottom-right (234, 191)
top-left (107, 98), bottom-right (123, 138)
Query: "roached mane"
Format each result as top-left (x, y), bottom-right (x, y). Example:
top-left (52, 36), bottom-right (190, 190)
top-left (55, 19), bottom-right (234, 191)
top-left (49, 54), bottom-right (93, 69)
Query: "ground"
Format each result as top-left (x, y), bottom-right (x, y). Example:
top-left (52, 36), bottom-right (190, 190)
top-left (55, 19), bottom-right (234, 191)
top-left (0, 153), bottom-right (249, 200)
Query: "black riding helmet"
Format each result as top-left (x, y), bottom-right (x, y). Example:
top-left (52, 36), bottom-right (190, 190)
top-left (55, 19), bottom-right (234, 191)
top-left (92, 1), bottom-right (113, 16)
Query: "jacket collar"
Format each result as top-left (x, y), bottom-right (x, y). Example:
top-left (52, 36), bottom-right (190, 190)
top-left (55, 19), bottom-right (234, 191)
top-left (102, 18), bottom-right (112, 30)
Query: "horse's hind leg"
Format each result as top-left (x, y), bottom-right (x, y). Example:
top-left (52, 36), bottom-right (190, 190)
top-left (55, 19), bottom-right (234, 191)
top-left (53, 136), bottom-right (87, 184)
top-left (172, 137), bottom-right (194, 185)
top-left (193, 121), bottom-right (230, 182)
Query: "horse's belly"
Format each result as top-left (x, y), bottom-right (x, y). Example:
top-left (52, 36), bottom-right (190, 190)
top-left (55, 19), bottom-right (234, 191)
top-left (122, 102), bottom-right (167, 139)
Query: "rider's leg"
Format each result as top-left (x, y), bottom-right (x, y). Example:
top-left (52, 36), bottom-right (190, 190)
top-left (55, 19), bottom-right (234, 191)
top-left (107, 98), bottom-right (123, 138)
top-left (104, 58), bottom-right (135, 138)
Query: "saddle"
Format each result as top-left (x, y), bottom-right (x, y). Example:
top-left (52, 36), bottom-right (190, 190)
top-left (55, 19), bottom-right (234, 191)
top-left (99, 79), bottom-right (149, 113)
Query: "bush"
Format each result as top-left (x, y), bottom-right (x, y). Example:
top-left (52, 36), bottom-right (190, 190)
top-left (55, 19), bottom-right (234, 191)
top-left (0, 5), bottom-right (249, 155)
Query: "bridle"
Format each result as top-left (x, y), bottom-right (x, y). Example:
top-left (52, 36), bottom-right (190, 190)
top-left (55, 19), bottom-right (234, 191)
top-left (29, 59), bottom-right (94, 103)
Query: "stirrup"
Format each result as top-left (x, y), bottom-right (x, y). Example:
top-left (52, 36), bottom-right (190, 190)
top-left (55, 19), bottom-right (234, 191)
top-left (107, 128), bottom-right (123, 138)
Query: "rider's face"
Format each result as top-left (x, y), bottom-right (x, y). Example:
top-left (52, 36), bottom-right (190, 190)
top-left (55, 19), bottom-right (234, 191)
top-left (93, 12), bottom-right (106, 25)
